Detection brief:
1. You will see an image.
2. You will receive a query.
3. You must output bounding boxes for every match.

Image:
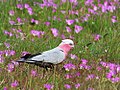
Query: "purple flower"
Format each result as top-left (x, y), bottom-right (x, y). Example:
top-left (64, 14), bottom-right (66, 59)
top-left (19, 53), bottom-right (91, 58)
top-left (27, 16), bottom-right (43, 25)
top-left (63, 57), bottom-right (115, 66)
top-left (112, 16), bottom-right (117, 19)
top-left (100, 61), bottom-right (107, 67)
top-left (108, 5), bottom-right (116, 12)
top-left (64, 84), bottom-right (71, 89)
top-left (66, 19), bottom-right (74, 25)
top-left (27, 7), bottom-right (33, 15)
top-left (9, 20), bottom-right (16, 25)
top-left (4, 42), bottom-right (10, 48)
top-left (65, 74), bottom-right (72, 79)
top-left (3, 87), bottom-right (8, 90)
top-left (106, 70), bottom-right (116, 80)
top-left (58, 17), bottom-right (63, 21)
top-left (106, 72), bottom-right (113, 79)
top-left (31, 19), bottom-right (39, 24)
top-left (17, 29), bottom-right (22, 33)
top-left (9, 10), bottom-right (15, 16)
top-left (96, 76), bottom-right (100, 79)
top-left (74, 10), bottom-right (79, 15)
top-left (30, 30), bottom-right (41, 37)
top-left (24, 3), bottom-right (30, 9)
top-left (88, 8), bottom-right (97, 14)
top-left (85, 0), bottom-right (93, 6)
top-left (107, 63), bottom-right (116, 70)
top-left (75, 18), bottom-right (79, 22)
top-left (11, 80), bottom-right (19, 87)
top-left (93, 5), bottom-right (98, 11)
top-left (69, 0), bottom-right (78, 5)
top-left (75, 83), bottom-right (81, 89)
top-left (44, 84), bottom-right (54, 90)
top-left (4, 50), bottom-right (16, 56)
top-left (52, 9), bottom-right (56, 13)
top-left (66, 26), bottom-right (71, 33)
top-left (101, 5), bottom-right (107, 13)
top-left (109, 70), bottom-right (117, 76)
top-left (44, 21), bottom-right (51, 26)
top-left (64, 63), bottom-right (76, 71)
top-left (104, 1), bottom-right (108, 6)
top-left (17, 17), bottom-right (22, 23)
top-left (31, 70), bottom-right (37, 77)
top-left (0, 51), bottom-right (4, 55)
top-left (69, 10), bottom-right (75, 15)
top-left (52, 4), bottom-right (58, 9)
top-left (74, 72), bottom-right (81, 77)
top-left (53, 16), bottom-right (57, 20)
top-left (111, 16), bottom-right (117, 23)
top-left (4, 30), bottom-right (9, 35)
top-left (79, 64), bottom-right (87, 69)
top-left (7, 63), bottom-right (15, 72)
top-left (61, 34), bottom-right (66, 39)
top-left (9, 50), bottom-right (16, 56)
top-left (69, 36), bottom-right (74, 39)
top-left (81, 59), bottom-right (88, 64)
top-left (84, 65), bottom-right (92, 70)
top-left (61, 10), bottom-right (66, 14)
top-left (70, 54), bottom-right (77, 59)
top-left (0, 56), bottom-right (4, 63)
top-left (86, 74), bottom-right (95, 80)
top-left (11, 61), bottom-right (19, 66)
top-left (111, 77), bottom-right (120, 83)
top-left (34, 20), bottom-right (39, 24)
top-left (96, 66), bottom-right (102, 71)
top-left (74, 25), bottom-right (83, 33)
top-left (16, 4), bottom-right (24, 10)
top-left (39, 4), bottom-right (46, 9)
top-left (40, 31), bottom-right (45, 35)
top-left (61, 0), bottom-right (66, 3)
top-left (51, 28), bottom-right (58, 37)
top-left (82, 14), bottom-right (90, 22)
top-left (94, 34), bottom-right (101, 41)
top-left (117, 66), bottom-right (120, 73)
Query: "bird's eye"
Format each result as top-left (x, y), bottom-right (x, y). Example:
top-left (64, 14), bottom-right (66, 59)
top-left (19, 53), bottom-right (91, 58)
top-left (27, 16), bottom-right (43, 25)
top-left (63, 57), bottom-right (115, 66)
top-left (69, 43), bottom-right (73, 45)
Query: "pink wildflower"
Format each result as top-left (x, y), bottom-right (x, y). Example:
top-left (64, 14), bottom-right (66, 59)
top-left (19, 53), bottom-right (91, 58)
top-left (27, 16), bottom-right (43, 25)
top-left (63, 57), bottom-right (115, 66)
top-left (9, 10), bottom-right (15, 16)
top-left (51, 28), bottom-right (58, 37)
top-left (11, 80), bottom-right (19, 87)
top-left (66, 19), bottom-right (74, 25)
top-left (44, 84), bottom-right (54, 90)
top-left (64, 84), bottom-right (71, 89)
top-left (74, 25), bottom-right (83, 33)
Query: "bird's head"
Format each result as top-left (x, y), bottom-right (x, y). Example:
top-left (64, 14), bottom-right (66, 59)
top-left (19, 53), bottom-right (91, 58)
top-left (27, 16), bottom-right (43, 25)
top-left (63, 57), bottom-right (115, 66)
top-left (59, 39), bottom-right (74, 48)
top-left (58, 39), bottom-right (74, 55)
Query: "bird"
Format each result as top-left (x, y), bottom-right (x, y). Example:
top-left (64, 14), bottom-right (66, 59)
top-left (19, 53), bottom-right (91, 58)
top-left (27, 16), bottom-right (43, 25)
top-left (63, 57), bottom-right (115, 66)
top-left (16, 39), bottom-right (74, 70)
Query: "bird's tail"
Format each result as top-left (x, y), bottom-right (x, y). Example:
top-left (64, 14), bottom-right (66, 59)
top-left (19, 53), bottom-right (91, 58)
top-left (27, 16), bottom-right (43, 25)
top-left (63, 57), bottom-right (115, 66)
top-left (16, 54), bottom-right (32, 63)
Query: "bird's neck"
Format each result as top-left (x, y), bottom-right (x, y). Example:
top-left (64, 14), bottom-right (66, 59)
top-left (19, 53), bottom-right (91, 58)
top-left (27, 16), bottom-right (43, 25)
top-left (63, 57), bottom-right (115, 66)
top-left (58, 44), bottom-right (71, 56)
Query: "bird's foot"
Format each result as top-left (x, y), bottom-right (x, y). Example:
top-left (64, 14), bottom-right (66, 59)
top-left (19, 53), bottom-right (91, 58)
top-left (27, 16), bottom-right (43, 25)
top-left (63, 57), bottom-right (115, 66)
top-left (43, 62), bottom-right (54, 71)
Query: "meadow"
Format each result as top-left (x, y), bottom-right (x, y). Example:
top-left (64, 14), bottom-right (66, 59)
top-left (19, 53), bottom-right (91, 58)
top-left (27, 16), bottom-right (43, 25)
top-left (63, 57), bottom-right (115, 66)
top-left (0, 0), bottom-right (120, 90)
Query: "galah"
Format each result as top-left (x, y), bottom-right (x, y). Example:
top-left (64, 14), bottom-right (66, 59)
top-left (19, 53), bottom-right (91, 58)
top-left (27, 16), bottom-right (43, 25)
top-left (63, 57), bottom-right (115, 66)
top-left (16, 39), bottom-right (74, 69)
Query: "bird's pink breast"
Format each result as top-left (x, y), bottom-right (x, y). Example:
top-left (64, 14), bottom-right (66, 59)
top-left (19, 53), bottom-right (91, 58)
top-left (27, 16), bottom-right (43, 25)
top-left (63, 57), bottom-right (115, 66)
top-left (58, 44), bottom-right (72, 56)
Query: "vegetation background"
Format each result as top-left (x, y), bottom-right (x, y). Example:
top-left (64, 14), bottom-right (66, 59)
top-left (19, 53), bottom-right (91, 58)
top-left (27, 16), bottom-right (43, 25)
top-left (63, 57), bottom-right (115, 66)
top-left (0, 0), bottom-right (120, 90)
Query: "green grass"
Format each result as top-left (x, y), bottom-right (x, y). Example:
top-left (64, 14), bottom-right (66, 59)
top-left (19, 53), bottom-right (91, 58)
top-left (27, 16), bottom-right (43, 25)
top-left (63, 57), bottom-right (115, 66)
top-left (0, 0), bottom-right (120, 90)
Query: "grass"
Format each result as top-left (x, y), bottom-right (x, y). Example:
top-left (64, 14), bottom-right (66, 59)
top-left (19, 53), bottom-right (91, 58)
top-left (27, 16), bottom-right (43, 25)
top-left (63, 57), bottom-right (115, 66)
top-left (0, 0), bottom-right (120, 90)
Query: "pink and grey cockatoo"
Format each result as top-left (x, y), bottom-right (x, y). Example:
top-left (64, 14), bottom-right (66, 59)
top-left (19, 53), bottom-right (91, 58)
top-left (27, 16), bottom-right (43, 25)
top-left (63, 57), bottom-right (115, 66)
top-left (17, 39), bottom-right (74, 69)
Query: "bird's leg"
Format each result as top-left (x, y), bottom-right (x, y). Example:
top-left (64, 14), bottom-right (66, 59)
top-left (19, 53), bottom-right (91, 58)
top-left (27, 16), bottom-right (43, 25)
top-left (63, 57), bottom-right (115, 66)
top-left (42, 67), bottom-right (46, 78)
top-left (44, 63), bottom-right (55, 83)
top-left (43, 62), bottom-right (54, 71)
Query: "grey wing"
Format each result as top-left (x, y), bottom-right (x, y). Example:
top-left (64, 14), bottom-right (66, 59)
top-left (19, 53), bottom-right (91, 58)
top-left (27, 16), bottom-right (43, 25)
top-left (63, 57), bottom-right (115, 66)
top-left (30, 48), bottom-right (65, 64)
